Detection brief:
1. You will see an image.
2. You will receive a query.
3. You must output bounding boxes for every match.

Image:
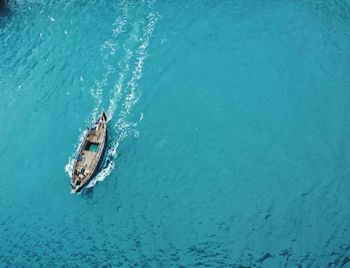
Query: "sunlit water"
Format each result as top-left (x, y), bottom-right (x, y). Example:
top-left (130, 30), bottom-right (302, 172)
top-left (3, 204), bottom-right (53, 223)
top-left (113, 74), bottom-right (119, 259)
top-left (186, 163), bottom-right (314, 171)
top-left (1, 0), bottom-right (350, 266)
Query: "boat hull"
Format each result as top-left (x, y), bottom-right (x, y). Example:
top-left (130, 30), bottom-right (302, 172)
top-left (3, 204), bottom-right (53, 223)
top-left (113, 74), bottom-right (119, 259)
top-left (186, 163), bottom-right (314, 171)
top-left (71, 128), bottom-right (108, 193)
top-left (71, 111), bottom-right (108, 193)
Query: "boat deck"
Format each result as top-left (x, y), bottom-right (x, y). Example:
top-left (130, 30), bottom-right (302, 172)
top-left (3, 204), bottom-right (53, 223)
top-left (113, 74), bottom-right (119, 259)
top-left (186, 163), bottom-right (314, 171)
top-left (73, 123), bottom-right (107, 185)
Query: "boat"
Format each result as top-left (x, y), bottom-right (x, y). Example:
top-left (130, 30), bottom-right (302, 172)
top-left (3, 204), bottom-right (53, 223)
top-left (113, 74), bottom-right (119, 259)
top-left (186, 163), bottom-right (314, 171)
top-left (71, 111), bottom-right (108, 193)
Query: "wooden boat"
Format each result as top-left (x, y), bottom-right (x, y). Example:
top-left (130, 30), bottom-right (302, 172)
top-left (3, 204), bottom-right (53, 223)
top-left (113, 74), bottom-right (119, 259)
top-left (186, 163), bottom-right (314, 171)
top-left (71, 111), bottom-right (108, 193)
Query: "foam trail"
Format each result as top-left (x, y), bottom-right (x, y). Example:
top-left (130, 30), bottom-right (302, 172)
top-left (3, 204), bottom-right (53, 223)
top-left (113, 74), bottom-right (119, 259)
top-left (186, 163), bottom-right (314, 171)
top-left (90, 64), bottom-right (113, 122)
top-left (90, 0), bottom-right (130, 123)
top-left (119, 11), bottom-right (158, 120)
top-left (102, 0), bottom-right (129, 61)
top-left (114, 10), bottom-right (159, 145)
top-left (86, 8), bottom-right (159, 189)
top-left (91, 1), bottom-right (130, 121)
top-left (106, 48), bottom-right (132, 120)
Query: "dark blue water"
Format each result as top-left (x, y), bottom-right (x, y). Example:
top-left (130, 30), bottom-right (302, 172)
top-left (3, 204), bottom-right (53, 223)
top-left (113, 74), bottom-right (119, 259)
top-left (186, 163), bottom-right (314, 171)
top-left (1, 0), bottom-right (350, 266)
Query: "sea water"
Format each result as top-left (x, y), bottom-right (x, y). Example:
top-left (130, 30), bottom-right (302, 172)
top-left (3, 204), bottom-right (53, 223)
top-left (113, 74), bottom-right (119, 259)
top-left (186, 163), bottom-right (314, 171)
top-left (1, 0), bottom-right (350, 266)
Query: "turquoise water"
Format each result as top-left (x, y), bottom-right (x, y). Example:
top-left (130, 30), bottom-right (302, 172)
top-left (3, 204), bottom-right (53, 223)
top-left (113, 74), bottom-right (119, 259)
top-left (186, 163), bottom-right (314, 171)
top-left (1, 0), bottom-right (350, 266)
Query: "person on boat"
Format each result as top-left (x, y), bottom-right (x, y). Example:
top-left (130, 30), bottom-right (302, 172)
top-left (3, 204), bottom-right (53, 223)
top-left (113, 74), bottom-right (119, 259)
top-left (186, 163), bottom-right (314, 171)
top-left (80, 164), bottom-right (87, 175)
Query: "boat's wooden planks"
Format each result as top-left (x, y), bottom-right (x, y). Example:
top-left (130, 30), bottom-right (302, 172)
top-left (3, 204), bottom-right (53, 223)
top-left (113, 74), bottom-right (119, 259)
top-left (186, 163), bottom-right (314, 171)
top-left (71, 111), bottom-right (107, 193)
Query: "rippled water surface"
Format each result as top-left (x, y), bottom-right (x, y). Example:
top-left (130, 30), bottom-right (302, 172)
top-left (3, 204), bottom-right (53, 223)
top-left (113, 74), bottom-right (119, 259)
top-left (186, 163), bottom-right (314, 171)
top-left (1, 0), bottom-right (350, 266)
